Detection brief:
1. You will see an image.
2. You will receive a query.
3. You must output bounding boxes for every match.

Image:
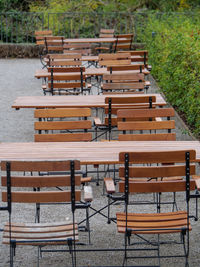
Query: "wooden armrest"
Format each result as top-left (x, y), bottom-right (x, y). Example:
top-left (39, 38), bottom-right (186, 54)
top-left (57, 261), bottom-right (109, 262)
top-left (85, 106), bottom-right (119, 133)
top-left (155, 117), bottom-right (162, 121)
top-left (94, 117), bottom-right (103, 126)
top-left (84, 185), bottom-right (93, 202)
top-left (104, 177), bottom-right (116, 194)
top-left (192, 175), bottom-right (200, 190)
top-left (145, 81), bottom-right (151, 87)
top-left (95, 47), bottom-right (109, 50)
top-left (42, 84), bottom-right (47, 90)
top-left (81, 177), bottom-right (92, 184)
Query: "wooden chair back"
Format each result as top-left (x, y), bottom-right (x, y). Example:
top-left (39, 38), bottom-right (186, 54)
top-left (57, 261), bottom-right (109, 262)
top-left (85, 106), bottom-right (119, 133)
top-left (35, 30), bottom-right (52, 45)
top-left (34, 108), bottom-right (92, 142)
top-left (98, 53), bottom-right (131, 67)
top-left (117, 107), bottom-right (176, 141)
top-left (44, 36), bottom-right (64, 53)
top-left (102, 96), bottom-right (155, 139)
top-left (47, 53), bottom-right (82, 67)
top-left (63, 43), bottom-right (92, 56)
top-left (118, 150), bottom-right (196, 193)
top-left (99, 29), bottom-right (115, 38)
top-left (102, 82), bottom-right (145, 94)
top-left (1, 160), bottom-right (81, 204)
top-left (114, 33), bottom-right (133, 51)
top-left (107, 64), bottom-right (144, 73)
top-left (46, 66), bottom-right (86, 95)
top-left (119, 50), bottom-right (148, 67)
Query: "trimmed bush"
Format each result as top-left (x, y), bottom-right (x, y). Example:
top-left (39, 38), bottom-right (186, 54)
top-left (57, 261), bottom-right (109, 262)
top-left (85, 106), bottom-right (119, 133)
top-left (138, 12), bottom-right (200, 137)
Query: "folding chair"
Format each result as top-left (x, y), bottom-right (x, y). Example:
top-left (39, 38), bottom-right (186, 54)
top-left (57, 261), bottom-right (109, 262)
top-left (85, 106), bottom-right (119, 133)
top-left (117, 150), bottom-right (196, 267)
top-left (94, 96), bottom-right (156, 141)
top-left (101, 72), bottom-right (150, 94)
top-left (98, 53), bottom-right (131, 68)
top-left (119, 50), bottom-right (151, 71)
top-left (95, 29), bottom-right (115, 54)
top-left (1, 160), bottom-right (92, 267)
top-left (47, 53), bottom-right (82, 67)
top-left (43, 66), bottom-right (90, 95)
top-left (114, 34), bottom-right (134, 52)
top-left (35, 30), bottom-right (53, 67)
top-left (44, 36), bottom-right (64, 54)
top-left (35, 30), bottom-right (52, 46)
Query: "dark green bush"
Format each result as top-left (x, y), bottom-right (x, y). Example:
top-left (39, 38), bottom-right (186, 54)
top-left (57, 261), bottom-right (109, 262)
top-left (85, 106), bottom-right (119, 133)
top-left (138, 12), bottom-right (200, 137)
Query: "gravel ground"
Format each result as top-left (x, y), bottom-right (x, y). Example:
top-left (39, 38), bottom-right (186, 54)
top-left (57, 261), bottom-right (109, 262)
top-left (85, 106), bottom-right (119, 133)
top-left (0, 59), bottom-right (199, 267)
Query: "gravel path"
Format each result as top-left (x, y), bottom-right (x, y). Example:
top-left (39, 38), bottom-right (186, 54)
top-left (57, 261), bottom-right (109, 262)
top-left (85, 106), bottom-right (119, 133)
top-left (0, 59), bottom-right (199, 267)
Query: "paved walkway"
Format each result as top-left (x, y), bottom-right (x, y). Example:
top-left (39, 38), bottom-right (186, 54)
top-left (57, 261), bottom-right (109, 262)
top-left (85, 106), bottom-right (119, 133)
top-left (0, 59), bottom-right (199, 267)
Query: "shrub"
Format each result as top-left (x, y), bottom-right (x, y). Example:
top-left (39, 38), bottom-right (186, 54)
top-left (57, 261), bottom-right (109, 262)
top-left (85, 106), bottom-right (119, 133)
top-left (137, 12), bottom-right (200, 137)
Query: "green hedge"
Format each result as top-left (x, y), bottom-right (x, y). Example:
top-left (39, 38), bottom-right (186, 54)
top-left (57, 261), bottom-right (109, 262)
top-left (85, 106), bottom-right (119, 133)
top-left (137, 12), bottom-right (200, 137)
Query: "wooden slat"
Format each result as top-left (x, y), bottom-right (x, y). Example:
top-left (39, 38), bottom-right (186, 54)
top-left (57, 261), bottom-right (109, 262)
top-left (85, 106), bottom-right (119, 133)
top-left (107, 64), bottom-right (144, 71)
top-left (119, 50), bottom-right (148, 56)
top-left (49, 61), bottom-right (82, 66)
top-left (99, 60), bottom-right (131, 67)
top-left (1, 160), bottom-right (80, 172)
top-left (119, 150), bottom-right (196, 164)
top-left (48, 74), bottom-right (85, 80)
top-left (35, 133), bottom-right (92, 142)
top-left (102, 82), bottom-right (144, 90)
top-left (2, 191), bottom-right (81, 203)
top-left (103, 73), bottom-right (144, 81)
top-left (118, 133), bottom-right (176, 141)
top-left (3, 229), bottom-right (78, 240)
top-left (104, 177), bottom-right (115, 194)
top-left (118, 120), bottom-right (175, 131)
top-left (99, 53), bottom-right (131, 60)
top-left (100, 29), bottom-right (115, 34)
top-left (119, 180), bottom-right (195, 193)
top-left (48, 54), bottom-right (82, 59)
top-left (35, 120), bottom-right (92, 130)
top-left (117, 108), bottom-right (175, 118)
top-left (35, 30), bottom-right (52, 36)
top-left (1, 175), bottom-right (81, 187)
top-left (47, 82), bottom-right (85, 89)
top-left (47, 67), bottom-right (85, 73)
top-left (35, 108), bottom-right (91, 118)
top-left (119, 164), bottom-right (196, 178)
top-left (48, 82), bottom-right (85, 89)
top-left (105, 96), bottom-right (156, 104)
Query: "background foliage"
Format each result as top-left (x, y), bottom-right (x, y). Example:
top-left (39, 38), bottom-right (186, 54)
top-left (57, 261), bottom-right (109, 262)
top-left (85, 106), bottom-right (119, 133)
top-left (137, 12), bottom-right (200, 137)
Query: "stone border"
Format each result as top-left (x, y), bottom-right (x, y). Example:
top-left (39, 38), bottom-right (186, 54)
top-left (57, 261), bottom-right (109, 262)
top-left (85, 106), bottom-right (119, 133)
top-left (0, 43), bottom-right (145, 58)
top-left (0, 43), bottom-right (43, 58)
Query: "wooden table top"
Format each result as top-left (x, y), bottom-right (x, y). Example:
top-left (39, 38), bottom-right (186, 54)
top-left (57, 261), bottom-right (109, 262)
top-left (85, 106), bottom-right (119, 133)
top-left (12, 94), bottom-right (166, 109)
top-left (35, 67), bottom-right (150, 79)
top-left (64, 38), bottom-right (117, 43)
top-left (0, 141), bottom-right (199, 164)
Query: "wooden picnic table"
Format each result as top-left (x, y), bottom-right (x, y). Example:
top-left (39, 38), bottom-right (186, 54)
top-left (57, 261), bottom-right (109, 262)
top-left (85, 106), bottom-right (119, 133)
top-left (0, 141), bottom-right (199, 164)
top-left (35, 67), bottom-right (150, 79)
top-left (12, 94), bottom-right (166, 110)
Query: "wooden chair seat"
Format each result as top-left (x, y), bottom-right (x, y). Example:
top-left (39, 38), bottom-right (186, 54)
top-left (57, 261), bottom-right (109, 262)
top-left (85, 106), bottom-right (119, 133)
top-left (3, 220), bottom-right (78, 245)
top-left (116, 211), bottom-right (191, 234)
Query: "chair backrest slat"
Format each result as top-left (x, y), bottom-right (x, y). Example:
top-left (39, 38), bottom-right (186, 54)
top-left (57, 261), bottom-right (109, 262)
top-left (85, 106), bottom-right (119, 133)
top-left (1, 160), bottom-right (81, 204)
